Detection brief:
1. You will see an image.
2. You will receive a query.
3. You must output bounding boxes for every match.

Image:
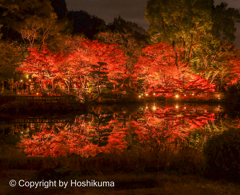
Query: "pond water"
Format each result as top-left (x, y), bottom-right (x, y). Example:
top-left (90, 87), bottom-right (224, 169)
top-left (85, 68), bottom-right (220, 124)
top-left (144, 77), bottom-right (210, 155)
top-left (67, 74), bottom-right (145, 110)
top-left (0, 102), bottom-right (239, 158)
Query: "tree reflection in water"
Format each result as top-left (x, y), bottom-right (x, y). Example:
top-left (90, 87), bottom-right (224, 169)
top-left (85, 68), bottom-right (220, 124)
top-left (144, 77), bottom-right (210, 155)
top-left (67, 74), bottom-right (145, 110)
top-left (16, 104), bottom-right (233, 157)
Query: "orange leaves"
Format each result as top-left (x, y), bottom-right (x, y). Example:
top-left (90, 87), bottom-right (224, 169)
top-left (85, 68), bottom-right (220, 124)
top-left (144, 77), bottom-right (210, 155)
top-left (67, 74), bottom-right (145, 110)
top-left (134, 42), bottom-right (215, 98)
top-left (129, 106), bottom-right (216, 152)
top-left (20, 127), bottom-right (97, 157)
top-left (101, 127), bottom-right (128, 154)
top-left (225, 55), bottom-right (240, 85)
top-left (67, 39), bottom-right (127, 82)
top-left (17, 39), bottom-right (127, 90)
top-left (17, 44), bottom-right (64, 81)
top-left (20, 119), bottom-right (128, 158)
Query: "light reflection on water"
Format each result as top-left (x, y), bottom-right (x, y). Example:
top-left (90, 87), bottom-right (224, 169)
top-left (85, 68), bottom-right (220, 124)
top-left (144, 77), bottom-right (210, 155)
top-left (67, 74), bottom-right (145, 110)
top-left (0, 103), bottom-right (237, 158)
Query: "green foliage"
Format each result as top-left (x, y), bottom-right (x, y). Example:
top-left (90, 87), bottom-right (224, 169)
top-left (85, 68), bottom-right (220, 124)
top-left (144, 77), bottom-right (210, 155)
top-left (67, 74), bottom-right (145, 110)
top-left (145, 0), bottom-right (214, 46)
top-left (107, 16), bottom-right (147, 42)
top-left (212, 3), bottom-right (240, 44)
top-left (145, 0), bottom-right (240, 86)
top-left (0, 41), bottom-right (24, 80)
top-left (0, 0), bottom-right (68, 50)
top-left (203, 128), bottom-right (240, 181)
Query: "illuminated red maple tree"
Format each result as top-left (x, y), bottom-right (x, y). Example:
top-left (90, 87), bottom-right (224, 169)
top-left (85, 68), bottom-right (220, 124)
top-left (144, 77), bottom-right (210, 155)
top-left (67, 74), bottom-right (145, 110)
top-left (65, 39), bottom-right (127, 93)
top-left (16, 44), bottom-right (64, 93)
top-left (134, 42), bottom-right (215, 98)
top-left (17, 39), bottom-right (127, 95)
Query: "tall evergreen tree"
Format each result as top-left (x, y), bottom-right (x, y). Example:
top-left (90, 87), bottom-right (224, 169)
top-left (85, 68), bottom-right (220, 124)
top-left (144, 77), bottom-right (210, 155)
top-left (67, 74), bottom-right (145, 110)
top-left (69, 10), bottom-right (107, 39)
top-left (145, 0), bottom-right (240, 84)
top-left (145, 0), bottom-right (215, 63)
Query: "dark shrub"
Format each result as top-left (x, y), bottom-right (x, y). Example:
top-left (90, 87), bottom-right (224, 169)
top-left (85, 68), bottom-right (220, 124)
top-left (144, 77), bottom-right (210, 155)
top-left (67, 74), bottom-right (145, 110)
top-left (203, 128), bottom-right (240, 181)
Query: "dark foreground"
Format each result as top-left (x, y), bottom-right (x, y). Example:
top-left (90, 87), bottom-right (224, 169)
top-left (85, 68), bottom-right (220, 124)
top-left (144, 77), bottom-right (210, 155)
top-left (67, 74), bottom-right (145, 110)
top-left (1, 170), bottom-right (240, 195)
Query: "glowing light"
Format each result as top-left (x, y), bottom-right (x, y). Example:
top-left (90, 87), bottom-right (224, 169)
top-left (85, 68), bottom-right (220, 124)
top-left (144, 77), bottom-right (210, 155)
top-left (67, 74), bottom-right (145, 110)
top-left (20, 80), bottom-right (23, 82)
top-left (175, 95), bottom-right (179, 98)
top-left (146, 93), bottom-right (148, 96)
top-left (176, 105), bottom-right (179, 109)
top-left (139, 95), bottom-right (141, 98)
top-left (153, 106), bottom-right (156, 110)
top-left (146, 106), bottom-right (148, 109)
top-left (218, 97), bottom-right (220, 100)
top-left (153, 93), bottom-right (155, 96)
top-left (29, 79), bottom-right (31, 82)
top-left (192, 93), bottom-right (194, 96)
top-left (37, 93), bottom-right (39, 95)
top-left (184, 94), bottom-right (186, 96)
top-left (184, 107), bottom-right (186, 109)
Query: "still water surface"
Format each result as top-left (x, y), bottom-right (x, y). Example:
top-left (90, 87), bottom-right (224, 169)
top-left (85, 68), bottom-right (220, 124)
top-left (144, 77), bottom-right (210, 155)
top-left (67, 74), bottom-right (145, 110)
top-left (1, 102), bottom-right (239, 158)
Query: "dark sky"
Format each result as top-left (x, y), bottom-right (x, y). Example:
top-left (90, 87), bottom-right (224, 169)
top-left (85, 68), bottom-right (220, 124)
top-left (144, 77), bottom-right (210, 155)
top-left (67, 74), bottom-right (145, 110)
top-left (65, 0), bottom-right (240, 48)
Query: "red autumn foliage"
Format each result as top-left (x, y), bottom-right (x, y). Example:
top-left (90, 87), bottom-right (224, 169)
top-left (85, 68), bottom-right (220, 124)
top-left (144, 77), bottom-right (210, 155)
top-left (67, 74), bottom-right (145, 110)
top-left (18, 104), bottom-right (218, 158)
top-left (62, 39), bottom-right (127, 88)
top-left (19, 119), bottom-right (128, 157)
top-left (134, 42), bottom-right (215, 97)
top-left (130, 106), bottom-right (215, 152)
top-left (17, 40), bottom-right (127, 93)
top-left (225, 54), bottom-right (240, 85)
top-left (16, 44), bottom-right (64, 85)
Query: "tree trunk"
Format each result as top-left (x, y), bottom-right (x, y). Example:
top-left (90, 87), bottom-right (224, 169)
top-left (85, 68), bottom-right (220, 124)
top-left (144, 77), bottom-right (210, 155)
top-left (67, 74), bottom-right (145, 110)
top-left (68, 78), bottom-right (71, 94)
top-left (52, 78), bottom-right (55, 93)
top-left (172, 41), bottom-right (179, 69)
top-left (129, 78), bottom-right (132, 88)
top-left (10, 78), bottom-right (14, 92)
top-left (1, 80), bottom-right (4, 93)
top-left (188, 34), bottom-right (193, 64)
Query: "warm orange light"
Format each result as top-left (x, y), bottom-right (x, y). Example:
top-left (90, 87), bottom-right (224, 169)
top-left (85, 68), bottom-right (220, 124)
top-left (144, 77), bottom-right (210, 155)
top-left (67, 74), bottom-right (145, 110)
top-left (192, 93), bottom-right (194, 96)
top-left (139, 95), bottom-right (141, 98)
top-left (153, 106), bottom-right (156, 110)
top-left (146, 93), bottom-right (148, 96)
top-left (29, 79), bottom-right (31, 82)
top-left (175, 95), bottom-right (179, 98)
top-left (37, 93), bottom-right (39, 95)
top-left (184, 94), bottom-right (186, 96)
top-left (153, 93), bottom-right (155, 96)
top-left (20, 80), bottom-right (23, 82)
top-left (176, 105), bottom-right (179, 109)
top-left (184, 107), bottom-right (186, 109)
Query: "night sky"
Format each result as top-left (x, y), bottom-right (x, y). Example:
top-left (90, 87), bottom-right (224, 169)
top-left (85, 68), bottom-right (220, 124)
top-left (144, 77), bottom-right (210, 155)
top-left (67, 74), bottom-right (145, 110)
top-left (65, 0), bottom-right (240, 48)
